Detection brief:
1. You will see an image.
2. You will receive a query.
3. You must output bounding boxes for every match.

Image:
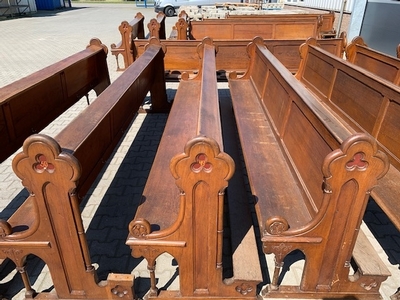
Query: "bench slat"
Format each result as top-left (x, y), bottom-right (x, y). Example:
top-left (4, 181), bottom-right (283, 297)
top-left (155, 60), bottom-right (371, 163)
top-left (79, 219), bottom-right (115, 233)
top-left (229, 80), bottom-right (312, 229)
top-left (138, 80), bottom-right (201, 230)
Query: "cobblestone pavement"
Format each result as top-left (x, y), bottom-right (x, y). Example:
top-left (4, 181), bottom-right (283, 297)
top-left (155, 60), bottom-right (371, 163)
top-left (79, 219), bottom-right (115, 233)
top-left (0, 3), bottom-right (399, 300)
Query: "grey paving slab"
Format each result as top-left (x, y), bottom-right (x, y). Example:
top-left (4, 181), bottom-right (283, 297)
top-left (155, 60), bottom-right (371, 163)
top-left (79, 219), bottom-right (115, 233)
top-left (0, 4), bottom-right (399, 300)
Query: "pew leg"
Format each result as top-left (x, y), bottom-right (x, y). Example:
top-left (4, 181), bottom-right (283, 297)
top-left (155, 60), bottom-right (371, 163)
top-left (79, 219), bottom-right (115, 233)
top-left (16, 264), bottom-right (36, 298)
top-left (148, 260), bottom-right (158, 296)
top-left (270, 257), bottom-right (284, 291)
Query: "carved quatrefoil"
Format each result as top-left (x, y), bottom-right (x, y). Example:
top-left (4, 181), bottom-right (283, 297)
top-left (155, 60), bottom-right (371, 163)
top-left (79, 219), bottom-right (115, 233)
top-left (33, 154), bottom-right (55, 174)
top-left (346, 152), bottom-right (368, 171)
top-left (191, 153), bottom-right (212, 173)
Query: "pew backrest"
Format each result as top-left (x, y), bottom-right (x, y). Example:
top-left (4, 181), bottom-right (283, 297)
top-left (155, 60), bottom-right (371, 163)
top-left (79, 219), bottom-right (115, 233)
top-left (185, 12), bottom-right (333, 40)
top-left (345, 36), bottom-right (400, 85)
top-left (0, 38), bottom-right (110, 163)
top-left (132, 35), bottom-right (346, 80)
top-left (296, 39), bottom-right (400, 230)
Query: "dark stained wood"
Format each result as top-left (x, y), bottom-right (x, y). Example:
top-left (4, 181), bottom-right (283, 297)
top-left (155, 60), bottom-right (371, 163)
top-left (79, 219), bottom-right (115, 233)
top-left (345, 36), bottom-right (400, 85)
top-left (126, 38), bottom-right (262, 300)
top-left (0, 44), bottom-right (167, 300)
top-left (297, 38), bottom-right (400, 231)
top-left (131, 35), bottom-right (346, 80)
top-left (0, 38), bottom-right (110, 163)
top-left (111, 12), bottom-right (145, 71)
top-left (228, 38), bottom-right (390, 299)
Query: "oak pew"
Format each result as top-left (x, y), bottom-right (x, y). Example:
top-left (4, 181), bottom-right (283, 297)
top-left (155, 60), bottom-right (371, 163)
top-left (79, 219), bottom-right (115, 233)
top-left (0, 44), bottom-right (168, 300)
top-left (345, 36), bottom-right (400, 85)
top-left (183, 12), bottom-right (334, 40)
top-left (0, 38), bottom-right (110, 163)
top-left (111, 12), bottom-right (145, 71)
top-left (228, 38), bottom-right (390, 299)
top-left (296, 39), bottom-right (400, 232)
top-left (131, 34), bottom-right (346, 80)
top-left (126, 38), bottom-right (262, 299)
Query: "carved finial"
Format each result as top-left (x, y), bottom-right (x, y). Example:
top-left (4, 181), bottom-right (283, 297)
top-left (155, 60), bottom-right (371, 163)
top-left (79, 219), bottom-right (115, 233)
top-left (87, 38), bottom-right (108, 55)
top-left (246, 36), bottom-right (264, 57)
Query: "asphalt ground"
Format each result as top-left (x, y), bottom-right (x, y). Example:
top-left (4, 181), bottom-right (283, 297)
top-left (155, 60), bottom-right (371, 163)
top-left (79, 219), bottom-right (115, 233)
top-left (0, 3), bottom-right (399, 299)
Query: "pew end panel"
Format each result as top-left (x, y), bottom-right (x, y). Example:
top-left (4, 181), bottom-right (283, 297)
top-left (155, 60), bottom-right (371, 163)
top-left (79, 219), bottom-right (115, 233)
top-left (0, 135), bottom-right (135, 299)
top-left (111, 12), bottom-right (145, 71)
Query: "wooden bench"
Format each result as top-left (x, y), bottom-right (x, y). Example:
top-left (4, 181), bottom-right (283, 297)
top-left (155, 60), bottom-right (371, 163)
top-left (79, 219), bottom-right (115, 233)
top-left (111, 12), bottom-right (145, 71)
top-left (296, 38), bottom-right (400, 233)
top-left (228, 37), bottom-right (390, 299)
top-left (0, 44), bottom-right (168, 300)
top-left (131, 34), bottom-right (346, 80)
top-left (345, 36), bottom-right (400, 85)
top-left (0, 38), bottom-right (110, 164)
top-left (126, 38), bottom-right (262, 299)
top-left (180, 12), bottom-right (334, 40)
